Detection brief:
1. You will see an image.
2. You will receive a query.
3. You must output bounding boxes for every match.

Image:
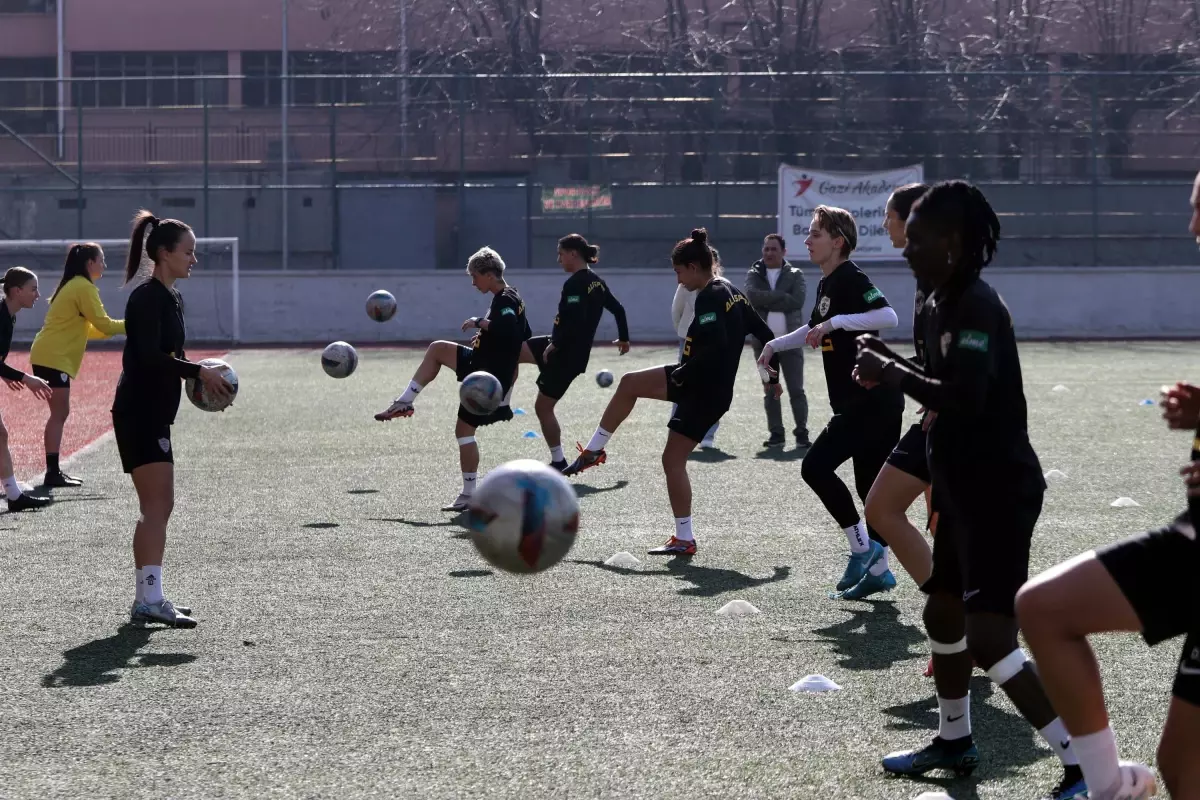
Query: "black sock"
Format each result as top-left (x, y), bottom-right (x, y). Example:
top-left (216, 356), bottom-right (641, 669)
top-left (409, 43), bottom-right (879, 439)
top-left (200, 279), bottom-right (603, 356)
top-left (46, 453), bottom-right (59, 473)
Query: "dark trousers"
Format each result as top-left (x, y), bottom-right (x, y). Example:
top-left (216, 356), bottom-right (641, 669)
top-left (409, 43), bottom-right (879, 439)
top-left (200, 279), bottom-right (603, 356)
top-left (752, 341), bottom-right (808, 440)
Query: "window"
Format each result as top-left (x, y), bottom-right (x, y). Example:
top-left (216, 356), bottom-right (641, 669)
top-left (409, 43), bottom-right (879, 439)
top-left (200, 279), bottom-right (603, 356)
top-left (72, 52), bottom-right (227, 108)
top-left (242, 51), bottom-right (399, 108)
top-left (0, 58), bottom-right (55, 134)
top-left (0, 0), bottom-right (55, 12)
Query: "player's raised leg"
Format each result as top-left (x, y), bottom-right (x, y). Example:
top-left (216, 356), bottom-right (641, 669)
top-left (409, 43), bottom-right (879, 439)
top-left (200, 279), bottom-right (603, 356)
top-left (376, 341), bottom-right (459, 420)
top-left (564, 365), bottom-right (668, 476)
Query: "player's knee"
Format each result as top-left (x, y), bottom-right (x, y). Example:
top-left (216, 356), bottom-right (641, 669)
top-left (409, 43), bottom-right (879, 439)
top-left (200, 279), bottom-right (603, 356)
top-left (1014, 582), bottom-right (1052, 637)
top-left (965, 617), bottom-right (1021, 675)
top-left (799, 453), bottom-right (823, 488)
top-left (139, 498), bottom-right (174, 526)
top-left (534, 394), bottom-right (556, 417)
top-left (1156, 736), bottom-right (1199, 797)
top-left (863, 487), bottom-right (890, 530)
top-left (922, 594), bottom-right (965, 644)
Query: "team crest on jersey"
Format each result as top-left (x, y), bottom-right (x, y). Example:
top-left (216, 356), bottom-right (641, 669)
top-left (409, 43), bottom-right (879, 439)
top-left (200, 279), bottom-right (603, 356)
top-left (818, 296), bottom-right (831, 316)
top-left (501, 307), bottom-right (516, 316)
top-left (940, 332), bottom-right (952, 356)
top-left (158, 438), bottom-right (171, 453)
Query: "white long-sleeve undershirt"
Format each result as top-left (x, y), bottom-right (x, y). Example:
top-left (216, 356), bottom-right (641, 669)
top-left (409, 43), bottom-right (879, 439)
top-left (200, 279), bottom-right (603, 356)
top-left (767, 307), bottom-right (898, 352)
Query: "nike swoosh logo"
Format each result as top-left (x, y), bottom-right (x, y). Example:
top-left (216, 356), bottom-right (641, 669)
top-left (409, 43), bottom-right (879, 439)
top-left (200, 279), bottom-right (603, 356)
top-left (1060, 740), bottom-right (1070, 750)
top-left (1180, 661), bottom-right (1200, 676)
top-left (963, 589), bottom-right (981, 601)
top-left (947, 714), bottom-right (964, 722)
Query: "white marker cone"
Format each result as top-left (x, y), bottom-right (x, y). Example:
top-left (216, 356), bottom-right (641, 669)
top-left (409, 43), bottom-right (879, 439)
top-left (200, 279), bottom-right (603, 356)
top-left (604, 551), bottom-right (642, 569)
top-left (716, 599), bottom-right (761, 617)
top-left (789, 674), bottom-right (842, 693)
top-left (1052, 384), bottom-right (1070, 393)
top-left (1111, 497), bottom-right (1140, 508)
top-left (913, 793), bottom-right (956, 800)
top-left (1043, 469), bottom-right (1068, 481)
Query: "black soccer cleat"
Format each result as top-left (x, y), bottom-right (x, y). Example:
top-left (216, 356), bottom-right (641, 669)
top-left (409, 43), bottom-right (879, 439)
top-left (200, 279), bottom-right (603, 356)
top-left (549, 459), bottom-right (569, 473)
top-left (562, 445), bottom-right (607, 477)
top-left (43, 470), bottom-right (82, 488)
top-left (8, 492), bottom-right (50, 512)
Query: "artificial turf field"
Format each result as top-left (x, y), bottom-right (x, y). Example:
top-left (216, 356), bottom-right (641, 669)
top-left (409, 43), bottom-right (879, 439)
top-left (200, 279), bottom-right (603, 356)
top-left (0, 342), bottom-right (1196, 799)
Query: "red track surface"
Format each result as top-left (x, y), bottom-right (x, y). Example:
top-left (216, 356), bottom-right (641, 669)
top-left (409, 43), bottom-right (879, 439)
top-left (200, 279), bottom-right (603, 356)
top-left (0, 348), bottom-right (223, 480)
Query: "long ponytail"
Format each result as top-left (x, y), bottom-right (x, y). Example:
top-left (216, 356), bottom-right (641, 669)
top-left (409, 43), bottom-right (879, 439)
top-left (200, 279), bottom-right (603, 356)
top-left (52, 242), bottom-right (101, 303)
top-left (125, 210), bottom-right (157, 285)
top-left (124, 209), bottom-right (193, 286)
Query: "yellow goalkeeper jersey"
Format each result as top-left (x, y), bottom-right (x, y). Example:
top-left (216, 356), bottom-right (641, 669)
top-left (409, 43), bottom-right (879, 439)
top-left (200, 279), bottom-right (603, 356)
top-left (29, 276), bottom-right (125, 378)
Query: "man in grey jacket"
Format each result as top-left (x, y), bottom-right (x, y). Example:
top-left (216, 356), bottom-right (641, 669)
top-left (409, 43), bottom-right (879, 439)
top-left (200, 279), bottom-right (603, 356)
top-left (745, 234), bottom-right (811, 451)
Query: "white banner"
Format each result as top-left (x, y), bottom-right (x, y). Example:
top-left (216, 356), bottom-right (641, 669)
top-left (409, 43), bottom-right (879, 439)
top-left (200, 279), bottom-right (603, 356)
top-left (777, 164), bottom-right (925, 262)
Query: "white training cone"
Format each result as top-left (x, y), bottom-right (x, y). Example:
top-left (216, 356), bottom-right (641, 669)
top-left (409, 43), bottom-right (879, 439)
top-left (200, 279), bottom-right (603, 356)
top-left (1111, 497), bottom-right (1140, 508)
top-left (1043, 469), bottom-right (1068, 481)
top-left (716, 599), bottom-right (761, 617)
top-left (1052, 384), bottom-right (1070, 393)
top-left (604, 551), bottom-right (642, 569)
top-left (913, 793), bottom-right (956, 800)
top-left (789, 674), bottom-right (842, 693)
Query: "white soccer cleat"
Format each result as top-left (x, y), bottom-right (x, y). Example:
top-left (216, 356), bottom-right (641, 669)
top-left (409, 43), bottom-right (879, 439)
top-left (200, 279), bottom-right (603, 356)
top-left (1088, 762), bottom-right (1158, 800)
top-left (375, 399), bottom-right (415, 421)
top-left (442, 493), bottom-right (472, 512)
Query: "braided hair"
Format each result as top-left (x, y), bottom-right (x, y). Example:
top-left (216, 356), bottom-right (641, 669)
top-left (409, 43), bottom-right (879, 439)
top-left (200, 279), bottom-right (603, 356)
top-left (912, 180), bottom-right (1001, 275)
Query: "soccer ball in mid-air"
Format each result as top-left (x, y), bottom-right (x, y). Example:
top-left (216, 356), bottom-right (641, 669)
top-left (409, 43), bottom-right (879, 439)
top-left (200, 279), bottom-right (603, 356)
top-left (460, 371), bottom-right (503, 415)
top-left (366, 290), bottom-right (397, 322)
top-left (466, 459), bottom-right (581, 574)
top-left (596, 369), bottom-right (614, 388)
top-left (185, 358), bottom-right (239, 412)
top-left (321, 341), bottom-right (358, 378)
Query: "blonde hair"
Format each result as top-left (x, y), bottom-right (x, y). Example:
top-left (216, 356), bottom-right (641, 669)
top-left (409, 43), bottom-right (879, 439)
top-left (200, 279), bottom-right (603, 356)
top-left (466, 246), bottom-right (506, 277)
top-left (813, 205), bottom-right (858, 257)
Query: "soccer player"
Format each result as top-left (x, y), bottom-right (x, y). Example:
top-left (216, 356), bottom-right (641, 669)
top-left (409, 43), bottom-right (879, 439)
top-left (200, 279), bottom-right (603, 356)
top-left (855, 181), bottom-right (1085, 800)
top-left (1014, 172), bottom-right (1200, 800)
top-left (0, 266), bottom-right (53, 512)
top-left (376, 246), bottom-right (531, 512)
top-left (30, 243), bottom-right (125, 488)
top-left (668, 247), bottom-right (726, 449)
top-left (563, 228), bottom-right (780, 556)
top-left (521, 234), bottom-right (630, 471)
top-left (757, 204), bottom-right (901, 596)
top-left (115, 211), bottom-right (233, 628)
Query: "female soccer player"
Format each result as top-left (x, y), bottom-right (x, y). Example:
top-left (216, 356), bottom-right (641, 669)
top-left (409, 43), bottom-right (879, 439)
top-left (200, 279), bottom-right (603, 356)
top-left (0, 267), bottom-right (53, 512)
top-left (520, 234), bottom-right (629, 471)
top-left (115, 211), bottom-right (233, 629)
top-left (1014, 171), bottom-right (1200, 800)
top-left (30, 243), bottom-right (125, 488)
top-left (855, 181), bottom-right (1085, 800)
top-left (668, 247), bottom-right (725, 449)
top-left (757, 204), bottom-right (901, 596)
top-left (563, 228), bottom-right (779, 556)
top-left (376, 246), bottom-right (531, 512)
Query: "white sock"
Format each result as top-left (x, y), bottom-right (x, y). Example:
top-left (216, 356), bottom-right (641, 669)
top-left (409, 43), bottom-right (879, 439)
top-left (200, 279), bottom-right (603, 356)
top-left (142, 565), bottom-right (164, 605)
top-left (550, 444), bottom-right (565, 462)
top-left (585, 426), bottom-right (612, 453)
top-left (937, 694), bottom-right (971, 741)
top-left (843, 521), bottom-right (870, 554)
top-left (398, 380), bottom-right (423, 405)
top-left (1071, 727), bottom-right (1119, 793)
top-left (868, 547), bottom-right (891, 576)
top-left (2, 475), bottom-right (19, 501)
top-left (135, 568), bottom-right (145, 604)
top-left (674, 516), bottom-right (694, 542)
top-left (462, 472), bottom-right (477, 496)
top-left (1038, 718), bottom-right (1080, 766)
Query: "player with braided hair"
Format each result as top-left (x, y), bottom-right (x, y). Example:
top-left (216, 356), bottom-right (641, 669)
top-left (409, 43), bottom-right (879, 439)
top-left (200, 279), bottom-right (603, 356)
top-left (855, 181), bottom-right (1087, 800)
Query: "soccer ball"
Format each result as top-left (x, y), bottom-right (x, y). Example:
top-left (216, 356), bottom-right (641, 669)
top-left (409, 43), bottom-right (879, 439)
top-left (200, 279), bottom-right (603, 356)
top-left (185, 358), bottom-right (238, 412)
top-left (460, 371), bottom-right (503, 416)
top-left (466, 459), bottom-right (581, 574)
top-left (596, 369), bottom-right (614, 388)
top-left (366, 290), bottom-right (397, 322)
top-left (321, 341), bottom-right (358, 378)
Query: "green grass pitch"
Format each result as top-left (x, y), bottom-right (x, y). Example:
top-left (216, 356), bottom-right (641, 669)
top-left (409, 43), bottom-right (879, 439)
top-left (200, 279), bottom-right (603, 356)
top-left (0, 342), bottom-right (1193, 799)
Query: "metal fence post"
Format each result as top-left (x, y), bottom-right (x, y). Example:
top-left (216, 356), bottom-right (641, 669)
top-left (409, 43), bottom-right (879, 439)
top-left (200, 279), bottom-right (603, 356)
top-left (75, 83), bottom-right (83, 239)
top-left (710, 75), bottom-right (720, 236)
top-left (457, 76), bottom-right (466, 268)
top-left (585, 76), bottom-right (594, 240)
top-left (1090, 78), bottom-right (1100, 267)
top-left (330, 100), bottom-right (340, 269)
top-left (202, 78), bottom-right (210, 238)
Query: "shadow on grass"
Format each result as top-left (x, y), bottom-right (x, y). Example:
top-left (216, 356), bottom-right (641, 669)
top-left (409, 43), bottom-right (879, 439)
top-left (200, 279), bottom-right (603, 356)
top-left (302, 522), bottom-right (339, 530)
top-left (754, 447), bottom-right (806, 462)
top-left (371, 513), bottom-right (471, 538)
top-left (347, 489), bottom-right (380, 495)
top-left (42, 623), bottom-right (197, 688)
top-left (809, 601), bottom-right (927, 672)
top-left (573, 480), bottom-right (630, 499)
top-left (572, 558), bottom-right (790, 598)
top-left (880, 675), bottom-right (1046, 792)
top-left (689, 448), bottom-right (737, 464)
top-left (449, 569), bottom-right (494, 578)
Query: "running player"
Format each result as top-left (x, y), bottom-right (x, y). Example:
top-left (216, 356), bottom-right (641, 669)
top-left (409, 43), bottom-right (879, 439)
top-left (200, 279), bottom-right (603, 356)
top-left (115, 211), bottom-right (233, 628)
top-left (0, 266), bottom-right (53, 511)
top-left (30, 243), bottom-right (125, 488)
top-left (757, 204), bottom-right (901, 596)
top-left (1014, 171), bottom-right (1200, 800)
top-left (855, 181), bottom-right (1085, 800)
top-left (521, 234), bottom-right (630, 471)
top-left (563, 228), bottom-right (780, 556)
top-left (376, 246), bottom-right (531, 512)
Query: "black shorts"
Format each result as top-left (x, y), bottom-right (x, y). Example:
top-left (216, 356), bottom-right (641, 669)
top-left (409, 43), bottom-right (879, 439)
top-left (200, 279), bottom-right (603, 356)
top-left (112, 414), bottom-right (173, 474)
top-left (32, 364), bottom-right (70, 389)
top-left (526, 335), bottom-right (581, 401)
top-left (886, 422), bottom-right (930, 484)
top-left (664, 364), bottom-right (728, 444)
top-left (454, 345), bottom-right (516, 429)
top-left (1097, 518), bottom-right (1200, 705)
top-left (922, 484), bottom-right (1043, 616)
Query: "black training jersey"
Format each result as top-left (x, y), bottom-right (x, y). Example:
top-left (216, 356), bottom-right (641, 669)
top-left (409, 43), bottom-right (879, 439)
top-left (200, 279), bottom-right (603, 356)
top-left (549, 268), bottom-right (630, 372)
top-left (899, 275), bottom-right (1042, 487)
top-left (470, 285), bottom-right (531, 391)
top-left (112, 278), bottom-right (201, 426)
top-left (0, 306), bottom-right (24, 382)
top-left (810, 260), bottom-right (903, 413)
top-left (913, 277), bottom-right (934, 368)
top-left (1183, 423), bottom-right (1200, 526)
top-left (674, 278), bottom-right (777, 403)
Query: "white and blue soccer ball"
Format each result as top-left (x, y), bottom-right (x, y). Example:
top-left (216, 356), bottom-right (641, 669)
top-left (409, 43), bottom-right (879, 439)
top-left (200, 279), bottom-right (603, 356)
top-left (596, 369), bottom-right (614, 388)
top-left (185, 358), bottom-right (239, 412)
top-left (321, 341), bottom-right (358, 379)
top-left (460, 371), bottom-right (503, 415)
top-left (466, 459), bottom-right (581, 574)
top-left (365, 290), bottom-right (397, 322)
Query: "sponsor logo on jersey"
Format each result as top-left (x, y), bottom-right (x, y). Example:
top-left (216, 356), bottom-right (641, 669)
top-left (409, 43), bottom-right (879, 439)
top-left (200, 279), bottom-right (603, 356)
top-left (957, 329), bottom-right (989, 352)
top-left (863, 287), bottom-right (883, 303)
top-left (566, 295), bottom-right (581, 304)
top-left (698, 312), bottom-right (717, 324)
top-left (818, 296), bottom-right (831, 316)
top-left (724, 294), bottom-right (749, 312)
top-left (501, 306), bottom-right (516, 316)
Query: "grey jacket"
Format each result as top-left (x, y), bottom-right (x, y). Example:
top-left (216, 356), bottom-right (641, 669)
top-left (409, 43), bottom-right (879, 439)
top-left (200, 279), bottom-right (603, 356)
top-left (744, 260), bottom-right (807, 333)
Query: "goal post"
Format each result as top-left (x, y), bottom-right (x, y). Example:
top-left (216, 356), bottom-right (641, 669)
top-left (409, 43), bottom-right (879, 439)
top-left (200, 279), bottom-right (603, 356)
top-left (0, 237), bottom-right (241, 345)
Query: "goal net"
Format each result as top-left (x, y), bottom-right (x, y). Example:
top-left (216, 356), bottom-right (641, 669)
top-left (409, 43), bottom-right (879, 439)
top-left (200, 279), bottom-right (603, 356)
top-left (0, 237), bottom-right (240, 344)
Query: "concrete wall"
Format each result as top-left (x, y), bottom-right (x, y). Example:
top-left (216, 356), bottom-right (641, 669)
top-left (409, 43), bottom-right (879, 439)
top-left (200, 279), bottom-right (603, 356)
top-left (12, 266), bottom-right (1199, 347)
